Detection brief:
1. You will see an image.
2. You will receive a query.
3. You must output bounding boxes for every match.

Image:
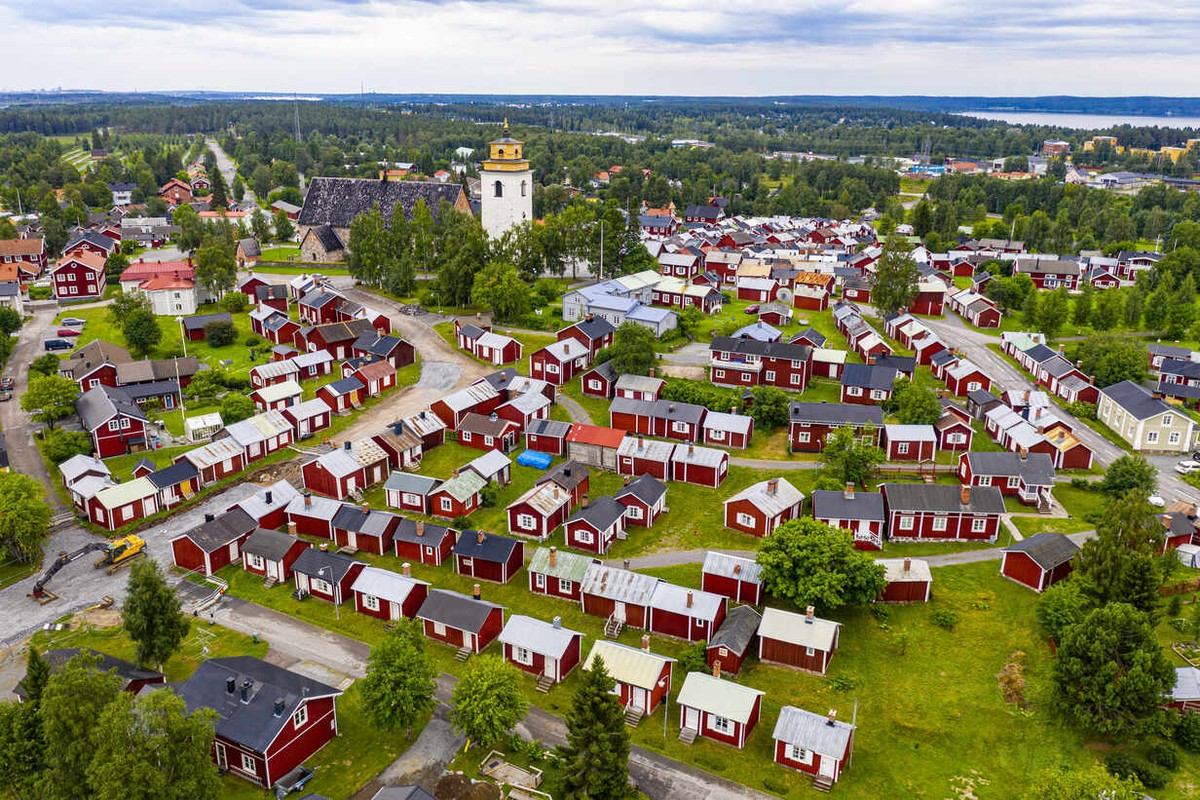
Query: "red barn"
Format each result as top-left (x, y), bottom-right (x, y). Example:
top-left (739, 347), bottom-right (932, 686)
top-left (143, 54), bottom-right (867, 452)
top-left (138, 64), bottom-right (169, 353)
top-left (498, 614), bottom-right (584, 686)
top-left (558, 316), bottom-right (616, 360)
top-left (351, 565), bottom-right (430, 621)
top-left (393, 518), bottom-right (457, 567)
top-left (701, 551), bottom-right (762, 606)
top-left (772, 706), bottom-right (856, 788)
top-left (240, 528), bottom-right (310, 583)
top-left (51, 251), bottom-right (106, 300)
top-left (758, 606), bottom-right (840, 675)
top-left (881, 424), bottom-right (937, 462)
top-left (285, 492), bottom-right (341, 540)
top-left (1000, 533), bottom-right (1079, 592)
top-left (169, 509), bottom-right (258, 576)
top-left (648, 583), bottom-right (727, 643)
top-left (812, 487), bottom-right (886, 551)
top-left (723, 477), bottom-right (803, 537)
top-left (416, 589), bottom-right (505, 654)
top-left (877, 557), bottom-right (933, 603)
top-left (580, 563), bottom-right (657, 631)
top-left (527, 546), bottom-right (590, 603)
top-left (529, 338), bottom-right (590, 386)
top-left (174, 658), bottom-right (342, 789)
top-left (882, 483), bottom-right (1005, 542)
top-left (583, 640), bottom-right (674, 718)
top-left (564, 496), bottom-right (627, 556)
top-left (292, 549), bottom-right (365, 605)
top-left (453, 530), bottom-right (524, 584)
top-left (77, 385), bottom-right (149, 459)
top-left (506, 481), bottom-right (573, 539)
top-left (705, 605), bottom-right (761, 677)
top-left (331, 503), bottom-right (399, 556)
top-left (677, 672), bottom-right (764, 749)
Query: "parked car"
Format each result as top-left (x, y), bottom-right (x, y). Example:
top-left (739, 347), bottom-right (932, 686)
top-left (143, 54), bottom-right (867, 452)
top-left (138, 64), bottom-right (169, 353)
top-left (55, 327), bottom-right (82, 337)
top-left (1148, 494), bottom-right (1166, 508)
top-left (59, 317), bottom-right (86, 327)
top-left (0, 377), bottom-right (13, 391)
top-left (43, 339), bottom-right (74, 351)
top-left (1176, 460), bottom-right (1200, 475)
top-left (744, 304), bottom-right (760, 314)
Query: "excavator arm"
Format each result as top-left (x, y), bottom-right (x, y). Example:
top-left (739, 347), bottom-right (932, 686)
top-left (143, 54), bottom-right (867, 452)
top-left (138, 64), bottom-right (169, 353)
top-left (30, 542), bottom-right (108, 597)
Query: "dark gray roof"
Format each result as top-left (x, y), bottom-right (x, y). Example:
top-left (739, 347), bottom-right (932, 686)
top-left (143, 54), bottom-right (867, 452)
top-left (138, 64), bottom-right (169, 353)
top-left (1004, 532), bottom-right (1079, 570)
top-left (610, 397), bottom-right (706, 425)
top-left (788, 402), bottom-right (883, 426)
top-left (684, 205), bottom-right (721, 220)
top-left (1157, 381), bottom-right (1200, 400)
top-left (967, 389), bottom-right (1000, 408)
top-left (1101, 380), bottom-right (1173, 420)
top-left (615, 473), bottom-right (667, 506)
top-left (325, 377), bottom-right (366, 396)
top-left (583, 361), bottom-right (617, 384)
top-left (146, 459), bottom-right (198, 489)
top-left (453, 530), bottom-right (520, 563)
top-left (354, 332), bottom-right (405, 357)
top-left (1160, 512), bottom-right (1197, 539)
top-left (298, 177), bottom-right (464, 228)
top-left (172, 656), bottom-right (341, 753)
top-left (77, 385), bottom-right (147, 431)
top-left (179, 508), bottom-right (257, 552)
top-left (479, 367), bottom-right (521, 391)
top-left (841, 363), bottom-right (897, 391)
top-left (255, 284), bottom-right (287, 303)
top-left (812, 489), bottom-right (885, 521)
top-left (882, 483), bottom-right (1005, 515)
top-left (15, 648), bottom-right (162, 699)
top-left (392, 518), bottom-right (455, 546)
top-left (292, 548), bottom-right (363, 583)
top-left (457, 323), bottom-right (487, 340)
top-left (416, 588), bottom-right (503, 632)
top-left (567, 495), bottom-right (626, 531)
top-left (120, 380), bottom-right (180, 403)
top-left (874, 355), bottom-right (916, 375)
top-left (370, 788), bottom-right (437, 800)
top-left (710, 336), bottom-right (810, 362)
top-left (526, 418), bottom-right (571, 439)
top-left (537, 460), bottom-right (590, 492)
top-left (238, 238), bottom-right (262, 258)
top-left (241, 528), bottom-right (305, 562)
top-left (1023, 344), bottom-right (1057, 363)
top-left (791, 327), bottom-right (827, 347)
top-left (299, 288), bottom-right (341, 309)
top-left (568, 316), bottom-right (617, 341)
top-left (708, 605), bottom-right (761, 656)
top-left (964, 451), bottom-right (1055, 486)
top-left (307, 225), bottom-right (343, 252)
top-left (182, 312), bottom-right (232, 332)
top-left (332, 505), bottom-right (398, 537)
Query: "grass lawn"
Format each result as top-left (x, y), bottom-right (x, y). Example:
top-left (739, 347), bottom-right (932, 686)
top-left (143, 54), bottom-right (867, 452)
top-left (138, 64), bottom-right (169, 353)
top-left (253, 264), bottom-right (351, 275)
top-left (259, 244), bottom-right (300, 261)
top-left (557, 381), bottom-right (611, 426)
top-left (0, 557), bottom-right (38, 590)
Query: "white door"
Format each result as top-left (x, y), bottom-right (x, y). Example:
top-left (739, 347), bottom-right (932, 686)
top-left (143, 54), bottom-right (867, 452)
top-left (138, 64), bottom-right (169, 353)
top-left (818, 755), bottom-right (836, 779)
top-left (215, 743), bottom-right (227, 770)
top-left (613, 601), bottom-right (626, 622)
top-left (543, 657), bottom-right (557, 680)
top-left (684, 707), bottom-right (700, 731)
top-left (228, 542), bottom-right (238, 560)
top-left (347, 477), bottom-right (357, 494)
top-left (347, 531), bottom-right (357, 549)
top-left (266, 560), bottom-right (279, 581)
top-left (466, 632), bottom-right (475, 652)
top-left (389, 601), bottom-right (399, 620)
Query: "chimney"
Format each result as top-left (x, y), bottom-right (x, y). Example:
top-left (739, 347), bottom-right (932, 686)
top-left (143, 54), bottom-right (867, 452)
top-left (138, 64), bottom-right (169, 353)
top-left (452, 469), bottom-right (459, 478)
top-left (1058, 343), bottom-right (1065, 354)
top-left (416, 520), bottom-right (424, 537)
top-left (960, 485), bottom-right (971, 505)
top-left (1019, 447), bottom-right (1028, 460)
top-left (477, 530), bottom-right (485, 544)
top-left (553, 616), bottom-right (562, 629)
top-left (688, 444), bottom-right (695, 456)
top-left (344, 441), bottom-right (352, 451)
top-left (204, 513), bottom-right (215, 523)
top-left (844, 482), bottom-right (855, 500)
top-left (731, 406), bottom-right (737, 415)
top-left (637, 435), bottom-right (645, 451)
top-left (287, 521), bottom-right (297, 536)
top-left (489, 412), bottom-right (498, 422)
top-left (903, 557), bottom-right (912, 573)
top-left (402, 562), bottom-right (411, 577)
top-left (733, 563), bottom-right (742, 576)
top-left (767, 478), bottom-right (778, 496)
top-left (712, 661), bottom-right (721, 678)
top-left (549, 546), bottom-right (558, 568)
top-left (304, 491), bottom-right (312, 508)
top-left (392, 421), bottom-right (403, 436)
top-left (582, 494), bottom-right (589, 508)
top-left (668, 404), bottom-right (676, 412)
top-left (805, 606), bottom-right (815, 623)
top-left (686, 591), bottom-right (694, 608)
top-left (649, 368), bottom-right (655, 378)
top-left (472, 583), bottom-right (481, 600)
top-left (563, 467), bottom-right (572, 477)
top-left (1023, 389), bottom-right (1030, 403)
top-left (362, 502), bottom-right (370, 515)
top-left (225, 676), bottom-right (236, 695)
top-left (640, 634), bottom-right (651, 651)
top-left (1162, 514), bottom-right (1173, 529)
top-left (827, 709), bottom-right (838, 727)
top-left (239, 678), bottom-right (253, 704)
top-left (273, 698), bottom-right (284, 717)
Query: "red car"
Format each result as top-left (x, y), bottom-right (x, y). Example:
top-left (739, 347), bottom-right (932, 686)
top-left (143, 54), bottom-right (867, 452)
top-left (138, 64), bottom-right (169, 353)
top-left (744, 304), bottom-right (761, 314)
top-left (56, 328), bottom-right (83, 337)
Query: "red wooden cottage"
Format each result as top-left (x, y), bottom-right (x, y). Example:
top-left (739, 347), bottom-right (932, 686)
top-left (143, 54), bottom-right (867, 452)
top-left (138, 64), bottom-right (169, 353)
top-left (671, 442), bottom-right (729, 488)
top-left (812, 486), bottom-right (887, 551)
top-left (453, 530), bottom-right (524, 584)
top-left (648, 582), bottom-right (727, 643)
top-left (935, 413), bottom-right (974, 452)
top-left (284, 492), bottom-right (341, 540)
top-left (393, 518), bottom-right (457, 567)
top-left (240, 528), bottom-right (309, 584)
top-left (564, 495), bottom-right (627, 556)
top-left (351, 565), bottom-right (430, 621)
top-left (616, 435), bottom-right (674, 481)
top-left (583, 640), bottom-right (675, 718)
top-left (87, 477), bottom-right (159, 532)
top-left (1000, 533), bottom-right (1079, 592)
top-left (614, 473), bottom-right (668, 528)
top-left (772, 706), bottom-right (856, 788)
top-left (701, 551), bottom-right (762, 605)
top-left (881, 424), bottom-right (937, 462)
top-left (677, 672), bottom-right (764, 749)
top-left (580, 361), bottom-right (617, 399)
top-left (758, 606), bottom-right (840, 675)
top-left (429, 383), bottom-right (502, 430)
top-left (877, 557), bottom-right (933, 603)
top-left (416, 588), bottom-right (505, 654)
top-left (944, 360), bottom-right (992, 397)
top-left (506, 481), bottom-right (574, 539)
top-left (580, 562), bottom-right (658, 631)
top-left (428, 470), bottom-right (487, 520)
top-left (498, 614), bottom-right (584, 686)
top-left (51, 251), bottom-right (106, 300)
top-left (77, 385), bottom-right (149, 459)
top-left (525, 418), bottom-right (571, 456)
top-left (384, 473), bottom-right (441, 515)
top-left (557, 316), bottom-right (616, 360)
top-left (705, 605), bottom-right (761, 677)
top-left (458, 412), bottom-right (521, 453)
top-left (881, 483), bottom-right (1005, 543)
top-left (529, 338), bottom-right (590, 386)
top-left (331, 503), bottom-right (399, 556)
top-left (301, 439), bottom-right (389, 500)
top-left (527, 546), bottom-right (591, 603)
top-left (292, 549), bottom-right (366, 605)
top-left (351, 360), bottom-right (397, 398)
top-left (723, 477), bottom-right (804, 537)
top-left (169, 509), bottom-right (258, 576)
top-left (788, 402), bottom-right (883, 453)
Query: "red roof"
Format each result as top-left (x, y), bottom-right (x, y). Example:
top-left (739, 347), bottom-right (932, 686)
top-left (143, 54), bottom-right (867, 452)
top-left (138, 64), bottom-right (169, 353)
top-left (52, 251), bottom-right (106, 274)
top-left (139, 275), bottom-right (195, 291)
top-left (0, 238), bottom-right (44, 257)
top-left (565, 423), bottom-right (626, 448)
top-left (119, 260), bottom-right (194, 283)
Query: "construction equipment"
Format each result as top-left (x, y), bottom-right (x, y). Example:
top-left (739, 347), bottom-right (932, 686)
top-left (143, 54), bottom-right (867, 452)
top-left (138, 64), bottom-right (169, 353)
top-left (29, 535), bottom-right (146, 602)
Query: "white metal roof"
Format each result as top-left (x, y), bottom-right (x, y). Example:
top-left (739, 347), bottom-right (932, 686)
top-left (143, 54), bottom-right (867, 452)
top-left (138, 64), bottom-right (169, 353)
top-left (465, 448), bottom-right (511, 479)
top-left (723, 478), bottom-right (804, 517)
top-left (883, 424), bottom-right (937, 442)
top-left (701, 551), bottom-right (761, 584)
top-left (580, 563), bottom-right (659, 604)
top-left (649, 582), bottom-right (724, 620)
top-left (94, 476), bottom-right (158, 509)
top-left (498, 614), bottom-right (581, 658)
top-left (772, 705), bottom-right (855, 758)
top-left (254, 380), bottom-right (303, 403)
top-left (671, 442), bottom-right (727, 468)
top-left (702, 411), bottom-right (753, 435)
top-left (584, 640), bottom-right (674, 689)
top-left (877, 558), bottom-right (932, 584)
top-left (759, 607), bottom-right (839, 651)
top-left (184, 437), bottom-right (246, 469)
top-left (351, 566), bottom-right (429, 603)
top-left (676, 672), bottom-right (764, 723)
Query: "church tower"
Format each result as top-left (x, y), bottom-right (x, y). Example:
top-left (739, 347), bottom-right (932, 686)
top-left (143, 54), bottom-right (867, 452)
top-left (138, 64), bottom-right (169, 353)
top-left (480, 119), bottom-right (533, 239)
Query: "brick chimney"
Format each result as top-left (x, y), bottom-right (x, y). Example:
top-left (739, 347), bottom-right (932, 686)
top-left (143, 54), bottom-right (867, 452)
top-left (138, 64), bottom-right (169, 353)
top-left (767, 478), bottom-right (779, 496)
top-left (402, 562), bottom-right (411, 577)
top-left (287, 521), bottom-right (297, 536)
top-left (1019, 447), bottom-right (1028, 460)
top-left (416, 520), bottom-right (424, 537)
top-left (304, 491), bottom-right (312, 508)
top-left (960, 485), bottom-right (971, 505)
top-left (477, 530), bottom-right (485, 544)
top-left (732, 563), bottom-right (741, 576)
top-left (362, 502), bottom-right (370, 515)
top-left (582, 494), bottom-right (589, 509)
top-left (637, 435), bottom-right (645, 451)
top-left (472, 583), bottom-right (481, 600)
top-left (711, 661), bottom-right (721, 678)
top-left (640, 634), bottom-right (650, 651)
top-left (1162, 514), bottom-right (1173, 529)
top-left (686, 591), bottom-right (694, 609)
top-left (827, 709), bottom-right (838, 727)
top-left (844, 482), bottom-right (854, 500)
top-left (549, 546), bottom-right (557, 568)
top-left (903, 557), bottom-right (911, 573)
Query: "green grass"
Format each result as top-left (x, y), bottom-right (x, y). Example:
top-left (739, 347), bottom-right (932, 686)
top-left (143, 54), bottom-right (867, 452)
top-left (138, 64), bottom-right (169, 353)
top-left (251, 263), bottom-right (351, 275)
top-left (558, 381), bottom-right (614, 426)
top-left (258, 244), bottom-right (301, 261)
top-left (0, 557), bottom-right (39, 590)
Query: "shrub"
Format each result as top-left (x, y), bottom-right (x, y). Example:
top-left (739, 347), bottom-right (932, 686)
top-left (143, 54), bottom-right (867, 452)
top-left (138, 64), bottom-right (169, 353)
top-left (931, 609), bottom-right (958, 631)
top-left (452, 515), bottom-right (471, 530)
top-left (827, 675), bottom-right (856, 692)
top-left (762, 776), bottom-right (790, 794)
top-left (1104, 753), bottom-right (1169, 789)
top-left (1168, 594), bottom-right (1183, 616)
top-left (1175, 711), bottom-right (1200, 752)
top-left (1170, 618), bottom-right (1192, 633)
top-left (40, 428), bottom-right (94, 464)
top-left (870, 605), bottom-right (891, 623)
top-left (1069, 476), bottom-right (1094, 490)
top-left (244, 335), bottom-right (260, 348)
top-left (1066, 401), bottom-right (1097, 420)
top-left (205, 319), bottom-right (236, 347)
top-left (1148, 742), bottom-right (1178, 770)
top-left (1103, 752), bottom-right (1141, 780)
top-left (219, 292), bottom-right (248, 313)
top-left (479, 483), bottom-right (499, 508)
top-left (1135, 762), bottom-right (1170, 789)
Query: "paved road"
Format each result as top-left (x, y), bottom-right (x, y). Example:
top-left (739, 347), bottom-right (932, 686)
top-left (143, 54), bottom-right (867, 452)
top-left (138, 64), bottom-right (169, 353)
top-left (205, 137), bottom-right (257, 208)
top-left (921, 312), bottom-right (1195, 503)
top-left (1, 306), bottom-right (63, 510)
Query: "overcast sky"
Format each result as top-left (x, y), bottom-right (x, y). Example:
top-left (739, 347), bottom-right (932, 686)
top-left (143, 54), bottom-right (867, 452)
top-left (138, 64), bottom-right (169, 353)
top-left (5, 0), bottom-right (1199, 95)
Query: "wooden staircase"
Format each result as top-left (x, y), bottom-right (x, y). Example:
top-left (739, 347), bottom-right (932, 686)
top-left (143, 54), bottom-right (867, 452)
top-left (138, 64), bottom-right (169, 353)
top-left (454, 646), bottom-right (471, 662)
top-left (623, 706), bottom-right (643, 728)
top-left (262, 577), bottom-right (278, 589)
top-left (678, 727), bottom-right (698, 745)
top-left (604, 615), bottom-right (624, 639)
top-left (535, 675), bottom-right (554, 694)
top-left (812, 775), bottom-right (834, 793)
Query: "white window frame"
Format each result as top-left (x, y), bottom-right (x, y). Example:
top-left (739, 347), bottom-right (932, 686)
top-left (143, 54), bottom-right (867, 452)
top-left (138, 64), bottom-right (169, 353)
top-left (575, 527), bottom-right (594, 544)
top-left (432, 621), bottom-right (446, 636)
top-left (709, 714), bottom-right (732, 734)
top-left (1146, 431), bottom-right (1159, 444)
top-left (1169, 431), bottom-right (1181, 445)
top-left (932, 517), bottom-right (947, 532)
top-left (241, 753), bottom-right (256, 773)
top-left (971, 518), bottom-right (987, 533)
top-left (898, 516), bottom-right (914, 531)
top-left (764, 370), bottom-right (776, 382)
top-left (896, 442), bottom-right (909, 455)
top-left (1006, 476), bottom-right (1019, 489)
top-left (362, 594), bottom-right (380, 611)
top-left (292, 705), bottom-right (308, 728)
top-left (736, 512), bottom-right (755, 527)
top-left (513, 646), bottom-right (533, 666)
top-left (978, 475), bottom-right (992, 486)
top-left (846, 386), bottom-right (862, 396)
top-left (790, 745), bottom-right (813, 765)
top-left (671, 421), bottom-right (689, 434)
top-left (559, 579), bottom-right (574, 594)
top-left (246, 553), bottom-right (265, 570)
top-left (534, 573), bottom-right (546, 589)
top-left (440, 497), bottom-right (453, 512)
top-left (517, 513), bottom-right (536, 530)
top-left (798, 432), bottom-right (811, 443)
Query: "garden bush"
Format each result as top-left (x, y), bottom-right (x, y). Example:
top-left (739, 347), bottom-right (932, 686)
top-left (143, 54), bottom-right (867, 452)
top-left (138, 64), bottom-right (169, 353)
top-left (931, 609), bottom-right (959, 631)
top-left (1175, 711), bottom-right (1200, 752)
top-left (1148, 742), bottom-right (1178, 770)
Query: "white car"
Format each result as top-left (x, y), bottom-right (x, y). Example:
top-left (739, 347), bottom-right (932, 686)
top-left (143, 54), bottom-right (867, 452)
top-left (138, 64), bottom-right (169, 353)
top-left (1148, 494), bottom-right (1166, 508)
top-left (1176, 460), bottom-right (1200, 475)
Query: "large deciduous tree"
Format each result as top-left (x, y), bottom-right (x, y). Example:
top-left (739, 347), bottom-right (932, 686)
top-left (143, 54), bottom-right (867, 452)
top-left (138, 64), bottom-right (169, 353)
top-left (20, 375), bottom-right (79, 430)
top-left (1052, 602), bottom-right (1174, 739)
top-left (360, 620), bottom-right (437, 738)
top-left (1038, 287), bottom-right (1071, 341)
top-left (449, 655), bottom-right (527, 747)
top-left (756, 518), bottom-right (887, 612)
top-left (347, 205), bottom-right (388, 287)
top-left (470, 261), bottom-right (532, 323)
top-left (122, 560), bottom-right (189, 669)
top-left (194, 237), bottom-right (237, 297)
top-left (122, 309), bottom-right (162, 358)
top-left (0, 474), bottom-right (52, 562)
top-left (817, 424), bottom-right (884, 487)
top-left (89, 690), bottom-right (220, 800)
top-left (557, 657), bottom-right (630, 800)
top-left (871, 236), bottom-right (920, 315)
top-left (39, 653), bottom-right (123, 800)
top-left (601, 322), bottom-right (657, 376)
top-left (1098, 455), bottom-right (1156, 497)
top-left (1072, 491), bottom-right (1166, 613)
top-left (889, 382), bottom-right (942, 425)
top-left (1075, 334), bottom-right (1145, 388)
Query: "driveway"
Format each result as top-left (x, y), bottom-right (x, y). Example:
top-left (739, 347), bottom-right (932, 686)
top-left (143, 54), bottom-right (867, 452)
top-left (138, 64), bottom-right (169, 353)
top-left (1, 306), bottom-right (62, 510)
top-left (205, 137), bottom-right (257, 207)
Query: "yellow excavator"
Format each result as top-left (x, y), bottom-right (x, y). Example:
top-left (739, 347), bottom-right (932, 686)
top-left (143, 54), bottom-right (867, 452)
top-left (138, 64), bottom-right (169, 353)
top-left (29, 535), bottom-right (146, 603)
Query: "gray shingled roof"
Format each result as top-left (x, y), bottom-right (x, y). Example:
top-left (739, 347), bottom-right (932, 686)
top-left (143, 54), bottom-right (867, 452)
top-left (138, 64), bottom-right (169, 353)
top-left (416, 589), bottom-right (503, 631)
top-left (842, 363), bottom-right (897, 391)
top-left (772, 705), bottom-right (855, 758)
top-left (76, 385), bottom-right (147, 431)
top-left (964, 451), bottom-right (1055, 486)
top-left (299, 177), bottom-right (464, 227)
top-left (1004, 532), bottom-right (1079, 570)
top-left (1101, 380), bottom-right (1173, 420)
top-left (811, 489), bottom-right (885, 521)
top-left (178, 508), bottom-right (257, 552)
top-left (615, 473), bottom-right (667, 506)
top-left (292, 548), bottom-right (362, 583)
top-left (708, 605), bottom-right (761, 656)
top-left (566, 495), bottom-right (626, 531)
top-left (883, 483), bottom-right (1005, 515)
top-left (788, 402), bottom-right (883, 426)
top-left (453, 530), bottom-right (520, 563)
top-left (241, 528), bottom-right (305, 562)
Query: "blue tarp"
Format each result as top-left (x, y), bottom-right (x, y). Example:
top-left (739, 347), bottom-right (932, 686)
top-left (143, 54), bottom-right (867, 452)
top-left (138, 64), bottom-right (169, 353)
top-left (516, 450), bottom-right (553, 470)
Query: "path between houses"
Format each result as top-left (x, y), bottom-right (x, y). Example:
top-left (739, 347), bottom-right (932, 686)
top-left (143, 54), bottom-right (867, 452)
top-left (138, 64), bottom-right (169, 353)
top-left (209, 596), bottom-right (774, 800)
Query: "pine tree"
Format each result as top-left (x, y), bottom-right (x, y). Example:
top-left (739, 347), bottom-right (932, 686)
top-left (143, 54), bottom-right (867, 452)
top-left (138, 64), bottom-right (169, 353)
top-left (122, 560), bottom-right (189, 669)
top-left (557, 657), bottom-right (630, 800)
top-left (23, 647), bottom-right (50, 706)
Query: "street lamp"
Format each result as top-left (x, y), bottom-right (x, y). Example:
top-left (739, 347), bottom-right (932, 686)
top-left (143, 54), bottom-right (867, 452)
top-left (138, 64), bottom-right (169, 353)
top-left (175, 316), bottom-right (187, 358)
top-left (317, 566), bottom-right (340, 620)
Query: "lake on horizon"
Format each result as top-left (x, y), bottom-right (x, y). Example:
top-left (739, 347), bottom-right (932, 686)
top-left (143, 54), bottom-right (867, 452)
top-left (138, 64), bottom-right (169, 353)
top-left (957, 110), bottom-right (1200, 130)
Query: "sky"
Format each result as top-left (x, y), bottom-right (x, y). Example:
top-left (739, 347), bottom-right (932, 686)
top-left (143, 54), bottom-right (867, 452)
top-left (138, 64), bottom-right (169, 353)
top-left (5, 0), bottom-right (1200, 96)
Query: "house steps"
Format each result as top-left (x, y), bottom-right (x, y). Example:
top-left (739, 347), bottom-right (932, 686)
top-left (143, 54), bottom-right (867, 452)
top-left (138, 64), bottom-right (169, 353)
top-left (812, 775), bottom-right (834, 793)
top-left (535, 675), bottom-right (554, 694)
top-left (603, 615), bottom-right (624, 639)
top-left (678, 727), bottom-right (698, 745)
top-left (262, 577), bottom-right (278, 590)
top-left (623, 707), bottom-right (643, 727)
top-left (454, 646), bottom-right (471, 662)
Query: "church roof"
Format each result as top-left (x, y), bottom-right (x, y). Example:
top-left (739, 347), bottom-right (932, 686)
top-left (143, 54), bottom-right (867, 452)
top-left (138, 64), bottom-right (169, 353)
top-left (298, 178), bottom-right (465, 228)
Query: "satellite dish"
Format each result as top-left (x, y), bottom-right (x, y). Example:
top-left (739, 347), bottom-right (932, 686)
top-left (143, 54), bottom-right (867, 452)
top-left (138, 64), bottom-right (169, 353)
top-left (776, 288), bottom-right (794, 306)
